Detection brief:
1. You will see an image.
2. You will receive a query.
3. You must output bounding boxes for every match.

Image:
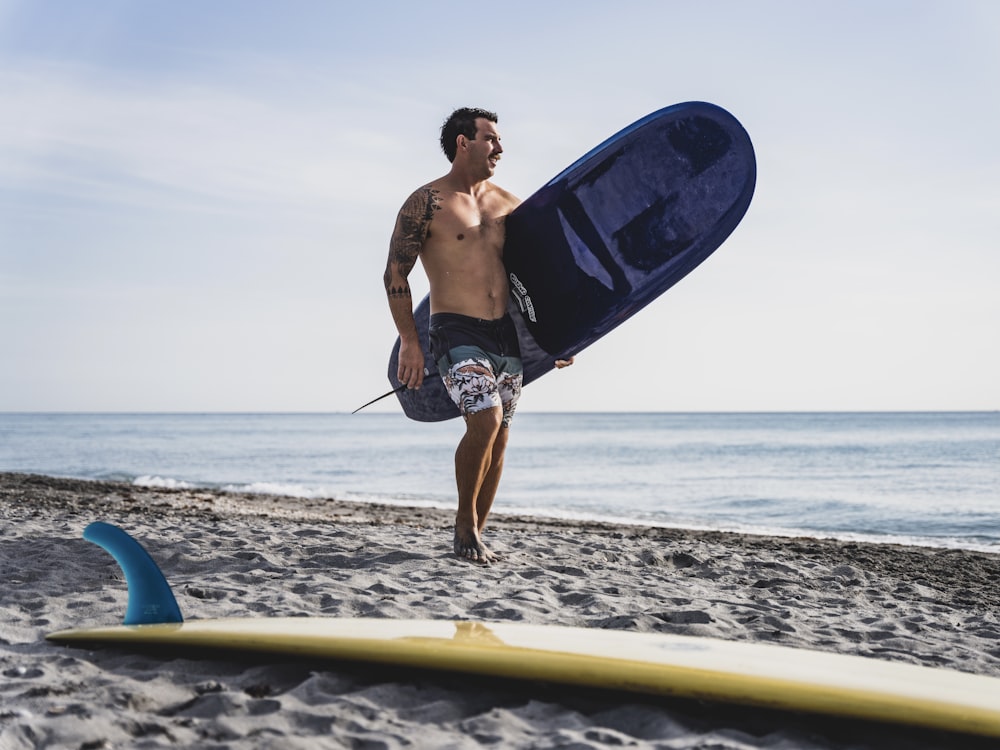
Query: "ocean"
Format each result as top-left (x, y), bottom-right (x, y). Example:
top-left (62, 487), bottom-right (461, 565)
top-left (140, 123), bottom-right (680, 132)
top-left (2, 412), bottom-right (998, 552)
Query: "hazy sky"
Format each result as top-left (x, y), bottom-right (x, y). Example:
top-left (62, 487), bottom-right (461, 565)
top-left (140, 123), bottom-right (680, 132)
top-left (2, 1), bottom-right (997, 413)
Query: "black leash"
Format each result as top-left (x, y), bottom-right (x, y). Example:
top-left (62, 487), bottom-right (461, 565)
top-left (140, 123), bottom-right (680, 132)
top-left (351, 384), bottom-right (408, 414)
top-left (352, 368), bottom-right (430, 414)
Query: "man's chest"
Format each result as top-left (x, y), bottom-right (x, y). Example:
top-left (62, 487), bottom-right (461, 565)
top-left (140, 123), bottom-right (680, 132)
top-left (432, 197), bottom-right (505, 242)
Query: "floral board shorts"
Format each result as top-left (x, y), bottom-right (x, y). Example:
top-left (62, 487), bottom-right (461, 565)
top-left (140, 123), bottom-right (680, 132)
top-left (428, 312), bottom-right (523, 427)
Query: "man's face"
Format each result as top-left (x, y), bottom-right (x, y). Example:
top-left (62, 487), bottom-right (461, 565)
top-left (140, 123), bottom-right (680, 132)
top-left (468, 118), bottom-right (503, 176)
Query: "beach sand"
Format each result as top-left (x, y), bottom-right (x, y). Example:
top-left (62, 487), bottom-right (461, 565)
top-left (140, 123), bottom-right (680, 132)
top-left (2, 472), bottom-right (999, 749)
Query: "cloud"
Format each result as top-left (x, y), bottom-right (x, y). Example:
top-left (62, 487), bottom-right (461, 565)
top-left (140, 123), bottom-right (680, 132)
top-left (0, 61), bottom-right (436, 221)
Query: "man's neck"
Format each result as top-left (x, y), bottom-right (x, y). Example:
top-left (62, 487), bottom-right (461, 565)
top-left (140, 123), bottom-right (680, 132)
top-left (444, 163), bottom-right (490, 196)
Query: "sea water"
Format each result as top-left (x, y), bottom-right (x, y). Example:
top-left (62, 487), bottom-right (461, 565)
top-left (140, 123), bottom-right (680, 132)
top-left (1, 412), bottom-right (997, 552)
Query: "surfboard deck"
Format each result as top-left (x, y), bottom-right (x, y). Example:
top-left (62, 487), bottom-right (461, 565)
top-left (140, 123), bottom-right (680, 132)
top-left (48, 616), bottom-right (1000, 739)
top-left (389, 101), bottom-right (756, 421)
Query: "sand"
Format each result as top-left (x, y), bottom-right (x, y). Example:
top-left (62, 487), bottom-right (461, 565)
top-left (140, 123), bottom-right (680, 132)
top-left (2, 472), bottom-right (999, 749)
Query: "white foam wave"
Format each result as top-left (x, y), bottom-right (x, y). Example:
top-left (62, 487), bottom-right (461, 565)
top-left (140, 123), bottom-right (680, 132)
top-left (133, 475), bottom-right (196, 490)
top-left (220, 481), bottom-right (336, 500)
top-left (497, 505), bottom-right (1000, 553)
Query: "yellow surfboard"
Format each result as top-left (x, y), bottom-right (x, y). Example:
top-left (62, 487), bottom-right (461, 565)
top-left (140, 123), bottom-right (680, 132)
top-left (47, 522), bottom-right (1000, 739)
top-left (48, 616), bottom-right (1000, 739)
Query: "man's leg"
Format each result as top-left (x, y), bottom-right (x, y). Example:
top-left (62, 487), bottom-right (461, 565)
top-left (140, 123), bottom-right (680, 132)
top-left (475, 423), bottom-right (509, 534)
top-left (454, 406), bottom-right (503, 563)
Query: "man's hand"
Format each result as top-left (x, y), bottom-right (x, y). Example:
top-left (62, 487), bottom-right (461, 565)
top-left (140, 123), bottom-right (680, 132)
top-left (554, 357), bottom-right (575, 369)
top-left (397, 338), bottom-right (426, 390)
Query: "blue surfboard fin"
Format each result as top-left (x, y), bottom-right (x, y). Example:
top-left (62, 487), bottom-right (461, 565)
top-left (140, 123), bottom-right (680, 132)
top-left (83, 521), bottom-right (184, 625)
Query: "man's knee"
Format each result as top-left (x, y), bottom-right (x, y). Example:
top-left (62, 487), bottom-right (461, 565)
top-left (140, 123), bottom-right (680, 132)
top-left (465, 405), bottom-right (504, 436)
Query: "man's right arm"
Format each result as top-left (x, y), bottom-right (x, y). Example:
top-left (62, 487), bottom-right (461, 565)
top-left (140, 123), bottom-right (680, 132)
top-left (383, 187), bottom-right (440, 389)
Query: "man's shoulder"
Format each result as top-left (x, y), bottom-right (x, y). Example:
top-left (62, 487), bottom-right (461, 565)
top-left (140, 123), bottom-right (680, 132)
top-left (402, 181), bottom-right (442, 201)
top-left (484, 181), bottom-right (521, 211)
top-left (396, 182), bottom-right (445, 217)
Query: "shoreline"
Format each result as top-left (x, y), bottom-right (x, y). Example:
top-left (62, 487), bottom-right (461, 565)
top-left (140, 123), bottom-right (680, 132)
top-left (18, 469), bottom-right (1000, 555)
top-left (4, 471), bottom-right (1000, 748)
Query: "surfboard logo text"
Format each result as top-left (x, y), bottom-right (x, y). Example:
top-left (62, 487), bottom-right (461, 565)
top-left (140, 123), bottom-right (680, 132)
top-left (509, 272), bottom-right (536, 322)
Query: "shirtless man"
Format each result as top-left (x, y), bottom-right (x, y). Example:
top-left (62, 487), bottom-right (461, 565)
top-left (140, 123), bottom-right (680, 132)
top-left (383, 107), bottom-right (570, 564)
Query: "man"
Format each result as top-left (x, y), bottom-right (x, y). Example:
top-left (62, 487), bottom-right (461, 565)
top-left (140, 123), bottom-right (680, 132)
top-left (383, 107), bottom-right (570, 564)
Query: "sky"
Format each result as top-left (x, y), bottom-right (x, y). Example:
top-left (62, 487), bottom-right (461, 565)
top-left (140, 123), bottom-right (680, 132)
top-left (1, 0), bottom-right (997, 413)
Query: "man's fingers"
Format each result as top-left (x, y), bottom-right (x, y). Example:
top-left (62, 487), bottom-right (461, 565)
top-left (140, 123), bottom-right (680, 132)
top-left (398, 365), bottom-right (427, 390)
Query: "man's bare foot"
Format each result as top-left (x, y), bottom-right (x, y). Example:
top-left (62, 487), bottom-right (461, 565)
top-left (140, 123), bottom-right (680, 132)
top-left (454, 526), bottom-right (499, 565)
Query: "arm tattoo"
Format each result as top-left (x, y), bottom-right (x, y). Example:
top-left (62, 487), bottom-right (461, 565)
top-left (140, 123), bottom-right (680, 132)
top-left (384, 187), bottom-right (440, 298)
top-left (385, 283), bottom-right (411, 300)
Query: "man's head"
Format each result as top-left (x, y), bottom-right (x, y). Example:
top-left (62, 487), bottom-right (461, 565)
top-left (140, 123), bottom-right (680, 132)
top-left (440, 107), bottom-right (499, 163)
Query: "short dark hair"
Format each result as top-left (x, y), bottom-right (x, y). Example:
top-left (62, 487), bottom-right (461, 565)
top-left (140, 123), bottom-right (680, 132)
top-left (440, 107), bottom-right (498, 162)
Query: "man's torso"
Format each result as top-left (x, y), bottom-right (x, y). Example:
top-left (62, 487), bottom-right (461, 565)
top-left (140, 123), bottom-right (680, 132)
top-left (421, 181), bottom-right (519, 321)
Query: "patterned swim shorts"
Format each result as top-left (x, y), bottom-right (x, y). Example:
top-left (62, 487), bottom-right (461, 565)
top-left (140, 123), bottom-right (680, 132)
top-left (428, 312), bottom-right (523, 427)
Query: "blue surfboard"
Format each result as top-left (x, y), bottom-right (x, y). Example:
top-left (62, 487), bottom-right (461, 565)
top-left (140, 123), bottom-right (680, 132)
top-left (389, 102), bottom-right (756, 422)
